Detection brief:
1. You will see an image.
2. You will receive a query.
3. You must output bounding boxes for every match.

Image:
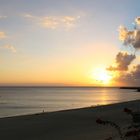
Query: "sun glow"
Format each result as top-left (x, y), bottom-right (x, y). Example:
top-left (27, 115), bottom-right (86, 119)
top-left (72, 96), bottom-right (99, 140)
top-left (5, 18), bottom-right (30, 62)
top-left (92, 67), bottom-right (112, 85)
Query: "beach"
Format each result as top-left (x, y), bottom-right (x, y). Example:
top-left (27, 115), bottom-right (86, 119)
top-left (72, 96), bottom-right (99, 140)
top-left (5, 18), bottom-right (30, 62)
top-left (0, 100), bottom-right (140, 140)
top-left (1, 1), bottom-right (140, 140)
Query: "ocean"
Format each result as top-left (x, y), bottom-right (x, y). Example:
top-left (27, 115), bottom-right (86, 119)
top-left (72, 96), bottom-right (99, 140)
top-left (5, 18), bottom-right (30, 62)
top-left (0, 87), bottom-right (139, 118)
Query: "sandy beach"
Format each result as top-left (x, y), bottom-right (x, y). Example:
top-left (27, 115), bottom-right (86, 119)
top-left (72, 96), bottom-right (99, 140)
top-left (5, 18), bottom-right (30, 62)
top-left (0, 100), bottom-right (140, 140)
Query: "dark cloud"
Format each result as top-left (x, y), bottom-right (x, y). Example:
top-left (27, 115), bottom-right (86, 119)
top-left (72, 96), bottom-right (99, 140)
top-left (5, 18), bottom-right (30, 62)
top-left (107, 52), bottom-right (136, 71)
top-left (113, 64), bottom-right (140, 86)
top-left (131, 64), bottom-right (140, 80)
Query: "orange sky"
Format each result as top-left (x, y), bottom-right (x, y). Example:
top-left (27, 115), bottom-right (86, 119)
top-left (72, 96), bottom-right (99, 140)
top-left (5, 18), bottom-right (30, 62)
top-left (1, 0), bottom-right (140, 86)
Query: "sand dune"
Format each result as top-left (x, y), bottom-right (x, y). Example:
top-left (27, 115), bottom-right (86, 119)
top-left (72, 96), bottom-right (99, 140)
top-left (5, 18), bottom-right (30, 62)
top-left (0, 100), bottom-right (140, 140)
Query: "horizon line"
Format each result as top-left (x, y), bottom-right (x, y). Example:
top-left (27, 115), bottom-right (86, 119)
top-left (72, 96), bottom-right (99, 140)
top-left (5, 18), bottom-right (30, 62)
top-left (0, 85), bottom-right (140, 89)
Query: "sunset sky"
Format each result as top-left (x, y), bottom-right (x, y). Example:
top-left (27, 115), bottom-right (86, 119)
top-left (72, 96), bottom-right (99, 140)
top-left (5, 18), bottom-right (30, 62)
top-left (0, 0), bottom-right (140, 86)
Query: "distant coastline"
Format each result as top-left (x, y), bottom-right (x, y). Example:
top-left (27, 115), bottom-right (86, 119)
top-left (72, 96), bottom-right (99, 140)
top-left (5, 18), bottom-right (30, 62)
top-left (120, 87), bottom-right (140, 92)
top-left (120, 87), bottom-right (140, 89)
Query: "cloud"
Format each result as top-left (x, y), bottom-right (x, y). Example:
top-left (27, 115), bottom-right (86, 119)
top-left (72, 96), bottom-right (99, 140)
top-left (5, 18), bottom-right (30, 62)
top-left (113, 64), bottom-right (140, 86)
top-left (40, 17), bottom-right (60, 29)
top-left (119, 17), bottom-right (140, 50)
top-left (23, 14), bottom-right (34, 19)
top-left (132, 64), bottom-right (140, 79)
top-left (0, 16), bottom-right (7, 19)
top-left (1, 45), bottom-right (17, 53)
top-left (24, 14), bottom-right (80, 29)
top-left (41, 16), bottom-right (79, 29)
top-left (135, 17), bottom-right (140, 25)
top-left (107, 52), bottom-right (136, 71)
top-left (0, 32), bottom-right (7, 39)
top-left (107, 17), bottom-right (140, 86)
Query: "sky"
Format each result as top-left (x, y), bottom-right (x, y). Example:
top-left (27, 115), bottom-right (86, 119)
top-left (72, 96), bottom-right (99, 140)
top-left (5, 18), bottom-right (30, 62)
top-left (0, 0), bottom-right (140, 86)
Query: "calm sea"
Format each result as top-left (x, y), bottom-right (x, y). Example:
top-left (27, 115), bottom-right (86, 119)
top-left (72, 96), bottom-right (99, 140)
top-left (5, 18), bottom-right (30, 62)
top-left (0, 87), bottom-right (139, 118)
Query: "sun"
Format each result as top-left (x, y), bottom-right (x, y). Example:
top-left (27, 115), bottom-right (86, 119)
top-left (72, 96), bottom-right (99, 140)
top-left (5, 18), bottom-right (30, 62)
top-left (91, 67), bottom-right (112, 85)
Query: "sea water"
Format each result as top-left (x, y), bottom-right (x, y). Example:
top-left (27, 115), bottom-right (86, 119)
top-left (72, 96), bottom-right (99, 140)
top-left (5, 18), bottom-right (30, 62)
top-left (0, 87), bottom-right (139, 118)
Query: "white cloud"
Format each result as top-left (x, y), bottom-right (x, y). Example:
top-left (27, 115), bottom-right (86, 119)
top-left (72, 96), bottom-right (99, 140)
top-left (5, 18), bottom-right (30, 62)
top-left (24, 14), bottom-right (80, 29)
top-left (1, 45), bottom-right (17, 53)
top-left (0, 16), bottom-right (7, 19)
top-left (119, 17), bottom-right (140, 50)
top-left (23, 14), bottom-right (34, 19)
top-left (41, 17), bottom-right (59, 29)
top-left (135, 17), bottom-right (140, 25)
top-left (0, 32), bottom-right (7, 39)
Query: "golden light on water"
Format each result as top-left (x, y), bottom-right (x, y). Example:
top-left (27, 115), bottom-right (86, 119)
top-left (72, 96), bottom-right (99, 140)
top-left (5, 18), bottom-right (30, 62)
top-left (91, 67), bottom-right (113, 85)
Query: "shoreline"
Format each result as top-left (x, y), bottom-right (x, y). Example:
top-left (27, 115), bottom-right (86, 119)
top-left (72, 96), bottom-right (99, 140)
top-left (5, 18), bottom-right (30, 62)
top-left (0, 86), bottom-right (139, 119)
top-left (0, 99), bottom-right (140, 140)
top-left (0, 99), bottom-right (139, 119)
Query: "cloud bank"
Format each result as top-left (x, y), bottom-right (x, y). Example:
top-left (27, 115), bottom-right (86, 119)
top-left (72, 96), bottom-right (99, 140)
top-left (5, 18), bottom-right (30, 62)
top-left (107, 17), bottom-right (140, 86)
